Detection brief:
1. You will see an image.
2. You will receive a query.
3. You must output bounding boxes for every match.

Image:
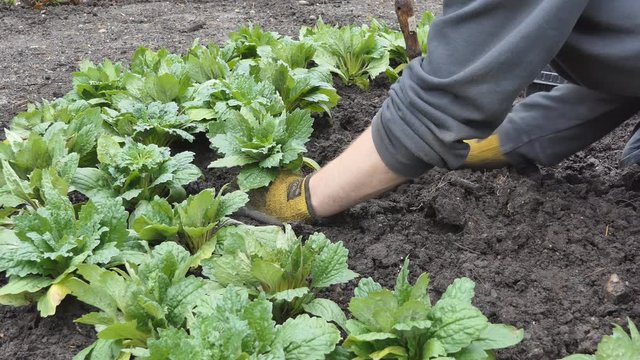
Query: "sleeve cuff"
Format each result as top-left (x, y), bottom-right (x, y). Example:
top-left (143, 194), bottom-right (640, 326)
top-left (371, 109), bottom-right (433, 178)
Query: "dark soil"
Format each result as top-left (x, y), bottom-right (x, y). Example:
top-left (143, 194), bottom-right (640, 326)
top-left (1, 1), bottom-right (639, 360)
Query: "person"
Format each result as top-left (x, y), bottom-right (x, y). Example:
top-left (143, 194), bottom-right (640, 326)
top-left (257, 0), bottom-right (640, 223)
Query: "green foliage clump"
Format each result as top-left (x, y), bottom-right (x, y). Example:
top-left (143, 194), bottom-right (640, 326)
top-left (107, 98), bottom-right (204, 147)
top-left (130, 187), bottom-right (248, 253)
top-left (227, 24), bottom-right (282, 60)
top-left (72, 135), bottom-right (201, 208)
top-left (202, 224), bottom-right (358, 323)
top-left (207, 107), bottom-right (314, 190)
top-left (339, 258), bottom-right (524, 359)
top-left (73, 59), bottom-right (127, 105)
top-left (65, 242), bottom-right (215, 359)
top-left (302, 19), bottom-right (389, 89)
top-left (0, 173), bottom-right (128, 316)
top-left (145, 286), bottom-right (342, 360)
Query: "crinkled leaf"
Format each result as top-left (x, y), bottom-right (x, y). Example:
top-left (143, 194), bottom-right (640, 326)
top-left (237, 166), bottom-right (279, 191)
top-left (429, 300), bottom-right (488, 353)
top-left (354, 277), bottom-right (383, 298)
top-left (272, 314), bottom-right (341, 360)
top-left (308, 233), bottom-right (358, 288)
top-left (440, 277), bottom-right (476, 304)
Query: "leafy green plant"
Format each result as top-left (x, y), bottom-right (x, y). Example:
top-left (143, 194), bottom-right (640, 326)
top-left (174, 187), bottom-right (248, 253)
top-left (369, 19), bottom-right (409, 65)
top-left (207, 107), bottom-right (314, 190)
top-left (64, 242), bottom-right (215, 359)
top-left (128, 197), bottom-right (178, 241)
top-left (130, 187), bottom-right (248, 253)
top-left (125, 47), bottom-right (192, 104)
top-left (259, 60), bottom-right (340, 116)
top-left (106, 97), bottom-right (204, 147)
top-left (0, 173), bottom-right (128, 316)
top-left (367, 12), bottom-right (434, 83)
top-left (72, 135), bottom-right (202, 209)
top-left (184, 69), bottom-right (285, 122)
top-left (303, 19), bottom-right (389, 89)
top-left (0, 124), bottom-right (104, 212)
top-left (130, 46), bottom-right (184, 76)
top-left (144, 286), bottom-right (341, 360)
top-left (184, 41), bottom-right (233, 83)
top-left (367, 19), bottom-right (409, 83)
top-left (73, 59), bottom-right (126, 105)
top-left (202, 224), bottom-right (358, 323)
top-left (227, 24), bottom-right (282, 60)
top-left (3, 106), bottom-right (104, 171)
top-left (257, 37), bottom-right (317, 69)
top-left (562, 318), bottom-right (640, 360)
top-left (8, 96), bottom-right (93, 137)
top-left (0, 162), bottom-right (77, 216)
top-left (340, 258), bottom-right (524, 359)
top-left (0, 127), bottom-right (74, 179)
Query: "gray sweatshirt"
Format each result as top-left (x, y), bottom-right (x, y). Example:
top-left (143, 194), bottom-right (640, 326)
top-left (372, 0), bottom-right (640, 177)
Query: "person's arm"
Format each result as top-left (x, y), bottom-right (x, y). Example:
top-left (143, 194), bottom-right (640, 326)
top-left (308, 126), bottom-right (407, 218)
top-left (258, 0), bottom-right (590, 221)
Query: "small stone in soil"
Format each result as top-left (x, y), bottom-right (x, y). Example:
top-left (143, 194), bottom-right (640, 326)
top-left (606, 273), bottom-right (632, 304)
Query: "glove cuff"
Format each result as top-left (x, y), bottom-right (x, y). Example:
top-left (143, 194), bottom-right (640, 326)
top-left (303, 173), bottom-right (328, 225)
top-left (463, 134), bottom-right (508, 169)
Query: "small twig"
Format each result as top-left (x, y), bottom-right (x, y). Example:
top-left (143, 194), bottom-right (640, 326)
top-left (452, 242), bottom-right (480, 255)
top-left (615, 198), bottom-right (638, 210)
top-left (586, 267), bottom-right (606, 278)
top-left (426, 176), bottom-right (448, 196)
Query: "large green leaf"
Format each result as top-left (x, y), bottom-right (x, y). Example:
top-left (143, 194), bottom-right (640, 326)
top-left (272, 315), bottom-right (341, 360)
top-left (439, 277), bottom-right (476, 304)
top-left (302, 298), bottom-right (347, 331)
top-left (98, 320), bottom-right (149, 342)
top-left (237, 165), bottom-right (279, 191)
top-left (0, 275), bottom-right (52, 306)
top-left (429, 300), bottom-right (488, 353)
top-left (308, 233), bottom-right (358, 289)
top-left (472, 324), bottom-right (525, 350)
top-left (349, 289), bottom-right (398, 333)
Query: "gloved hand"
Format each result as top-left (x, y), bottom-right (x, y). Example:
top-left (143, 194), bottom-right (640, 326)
top-left (248, 172), bottom-right (316, 223)
top-left (463, 134), bottom-right (509, 168)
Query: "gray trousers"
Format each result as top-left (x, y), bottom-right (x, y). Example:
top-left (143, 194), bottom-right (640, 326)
top-left (498, 85), bottom-right (640, 167)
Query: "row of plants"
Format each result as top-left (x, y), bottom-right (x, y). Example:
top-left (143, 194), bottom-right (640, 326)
top-left (0, 12), bottom-right (633, 359)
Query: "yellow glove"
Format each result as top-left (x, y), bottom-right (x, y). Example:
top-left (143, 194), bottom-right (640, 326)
top-left (463, 134), bottom-right (508, 169)
top-left (249, 172), bottom-right (315, 223)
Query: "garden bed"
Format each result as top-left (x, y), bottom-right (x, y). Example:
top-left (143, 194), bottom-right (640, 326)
top-left (1, 1), bottom-right (639, 359)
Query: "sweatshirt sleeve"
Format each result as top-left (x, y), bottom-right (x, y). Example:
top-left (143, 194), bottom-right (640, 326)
top-left (372, 0), bottom-right (589, 177)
